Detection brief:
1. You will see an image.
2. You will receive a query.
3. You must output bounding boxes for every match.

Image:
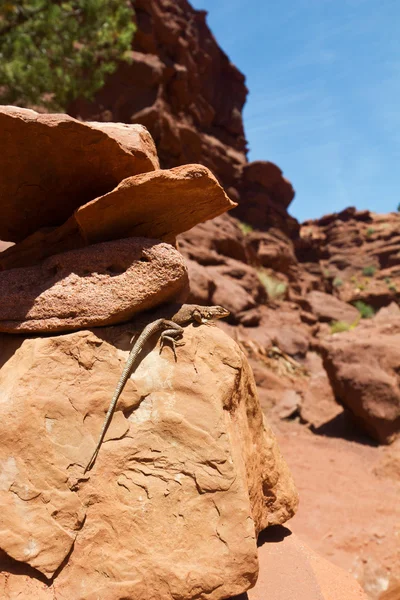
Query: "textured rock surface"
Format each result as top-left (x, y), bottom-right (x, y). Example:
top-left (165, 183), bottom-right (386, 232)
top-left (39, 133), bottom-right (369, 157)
top-left (306, 290), bottom-right (360, 325)
top-left (299, 352), bottom-right (342, 428)
top-left (320, 318), bottom-right (400, 444)
top-left (0, 324), bottom-right (297, 598)
top-left (0, 106), bottom-right (159, 242)
top-left (234, 161), bottom-right (298, 237)
top-left (244, 528), bottom-right (368, 600)
top-left (0, 164), bottom-right (236, 270)
top-left (0, 238), bottom-right (188, 333)
top-left (299, 208), bottom-right (400, 308)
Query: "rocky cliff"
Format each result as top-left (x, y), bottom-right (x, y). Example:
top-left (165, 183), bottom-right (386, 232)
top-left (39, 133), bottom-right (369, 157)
top-left (68, 0), bottom-right (297, 238)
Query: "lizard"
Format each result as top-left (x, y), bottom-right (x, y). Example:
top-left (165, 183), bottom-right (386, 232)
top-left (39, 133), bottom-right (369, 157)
top-left (84, 303), bottom-right (230, 472)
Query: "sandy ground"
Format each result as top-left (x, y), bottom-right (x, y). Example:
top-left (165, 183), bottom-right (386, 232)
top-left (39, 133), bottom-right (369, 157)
top-left (272, 415), bottom-right (400, 599)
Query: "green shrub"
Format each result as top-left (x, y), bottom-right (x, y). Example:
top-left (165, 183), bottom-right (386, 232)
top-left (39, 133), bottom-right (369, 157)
top-left (237, 221), bottom-right (253, 235)
top-left (366, 228), bottom-right (375, 237)
top-left (330, 321), bottom-right (352, 334)
top-left (332, 277), bottom-right (343, 288)
top-left (257, 270), bottom-right (287, 300)
top-left (384, 277), bottom-right (398, 292)
top-left (353, 300), bottom-right (375, 319)
top-left (362, 265), bottom-right (377, 277)
top-left (0, 0), bottom-right (136, 110)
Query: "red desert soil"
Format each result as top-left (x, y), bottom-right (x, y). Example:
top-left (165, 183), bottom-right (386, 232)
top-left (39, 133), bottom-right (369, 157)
top-left (272, 416), bottom-right (400, 599)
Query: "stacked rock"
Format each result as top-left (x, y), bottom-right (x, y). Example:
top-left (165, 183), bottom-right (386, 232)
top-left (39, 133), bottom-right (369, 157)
top-left (0, 106), bottom-right (298, 600)
top-left (0, 106), bottom-right (237, 332)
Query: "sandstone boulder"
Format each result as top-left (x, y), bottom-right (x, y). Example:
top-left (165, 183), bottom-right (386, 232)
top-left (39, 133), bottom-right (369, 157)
top-left (0, 238), bottom-right (188, 333)
top-left (320, 319), bottom-right (400, 443)
top-left (241, 161), bottom-right (294, 208)
top-left (0, 323), bottom-right (298, 598)
top-left (0, 164), bottom-right (236, 271)
top-left (306, 290), bottom-right (360, 325)
top-left (299, 352), bottom-right (342, 428)
top-left (0, 106), bottom-right (159, 242)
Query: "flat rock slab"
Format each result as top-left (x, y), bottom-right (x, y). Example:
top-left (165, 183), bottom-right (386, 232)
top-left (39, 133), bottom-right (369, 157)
top-left (0, 238), bottom-right (188, 333)
top-left (0, 324), bottom-right (297, 597)
top-left (306, 290), bottom-right (360, 325)
top-left (0, 105), bottom-right (159, 242)
top-left (0, 164), bottom-right (237, 271)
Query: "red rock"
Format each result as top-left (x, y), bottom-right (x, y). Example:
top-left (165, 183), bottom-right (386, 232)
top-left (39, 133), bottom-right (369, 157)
top-left (247, 229), bottom-right (298, 275)
top-left (67, 2), bottom-right (297, 238)
top-left (185, 259), bottom-right (217, 305)
top-left (68, 0), bottom-right (248, 195)
top-left (374, 302), bottom-right (400, 322)
top-left (0, 106), bottom-right (159, 242)
top-left (0, 164), bottom-right (236, 271)
top-left (273, 390), bottom-right (302, 420)
top-left (300, 352), bottom-right (342, 428)
top-left (320, 319), bottom-right (400, 443)
top-left (306, 290), bottom-right (360, 325)
top-left (0, 323), bottom-right (298, 596)
top-left (207, 260), bottom-right (267, 323)
top-left (234, 161), bottom-right (298, 236)
top-left (299, 210), bottom-right (400, 310)
top-left (0, 238), bottom-right (188, 333)
top-left (178, 213), bottom-right (252, 265)
top-left (241, 161), bottom-right (294, 209)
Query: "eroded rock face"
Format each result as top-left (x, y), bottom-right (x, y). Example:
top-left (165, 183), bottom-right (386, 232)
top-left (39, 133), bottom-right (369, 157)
top-left (299, 208), bottom-right (400, 310)
top-left (0, 238), bottom-right (188, 333)
top-left (69, 0), bottom-right (248, 195)
top-left (68, 2), bottom-right (298, 237)
top-left (320, 318), bottom-right (400, 444)
top-left (0, 164), bottom-right (236, 271)
top-left (234, 161), bottom-right (298, 237)
top-left (0, 106), bottom-right (159, 242)
top-left (0, 324), bottom-right (298, 599)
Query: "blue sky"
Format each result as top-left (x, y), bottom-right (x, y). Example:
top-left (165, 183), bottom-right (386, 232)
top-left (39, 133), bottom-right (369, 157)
top-left (190, 0), bottom-right (400, 222)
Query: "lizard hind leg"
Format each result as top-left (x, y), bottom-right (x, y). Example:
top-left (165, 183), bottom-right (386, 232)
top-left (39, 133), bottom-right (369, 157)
top-left (159, 328), bottom-right (184, 360)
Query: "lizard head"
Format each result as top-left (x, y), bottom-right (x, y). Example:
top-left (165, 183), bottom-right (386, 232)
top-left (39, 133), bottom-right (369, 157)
top-left (200, 305), bottom-right (230, 323)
